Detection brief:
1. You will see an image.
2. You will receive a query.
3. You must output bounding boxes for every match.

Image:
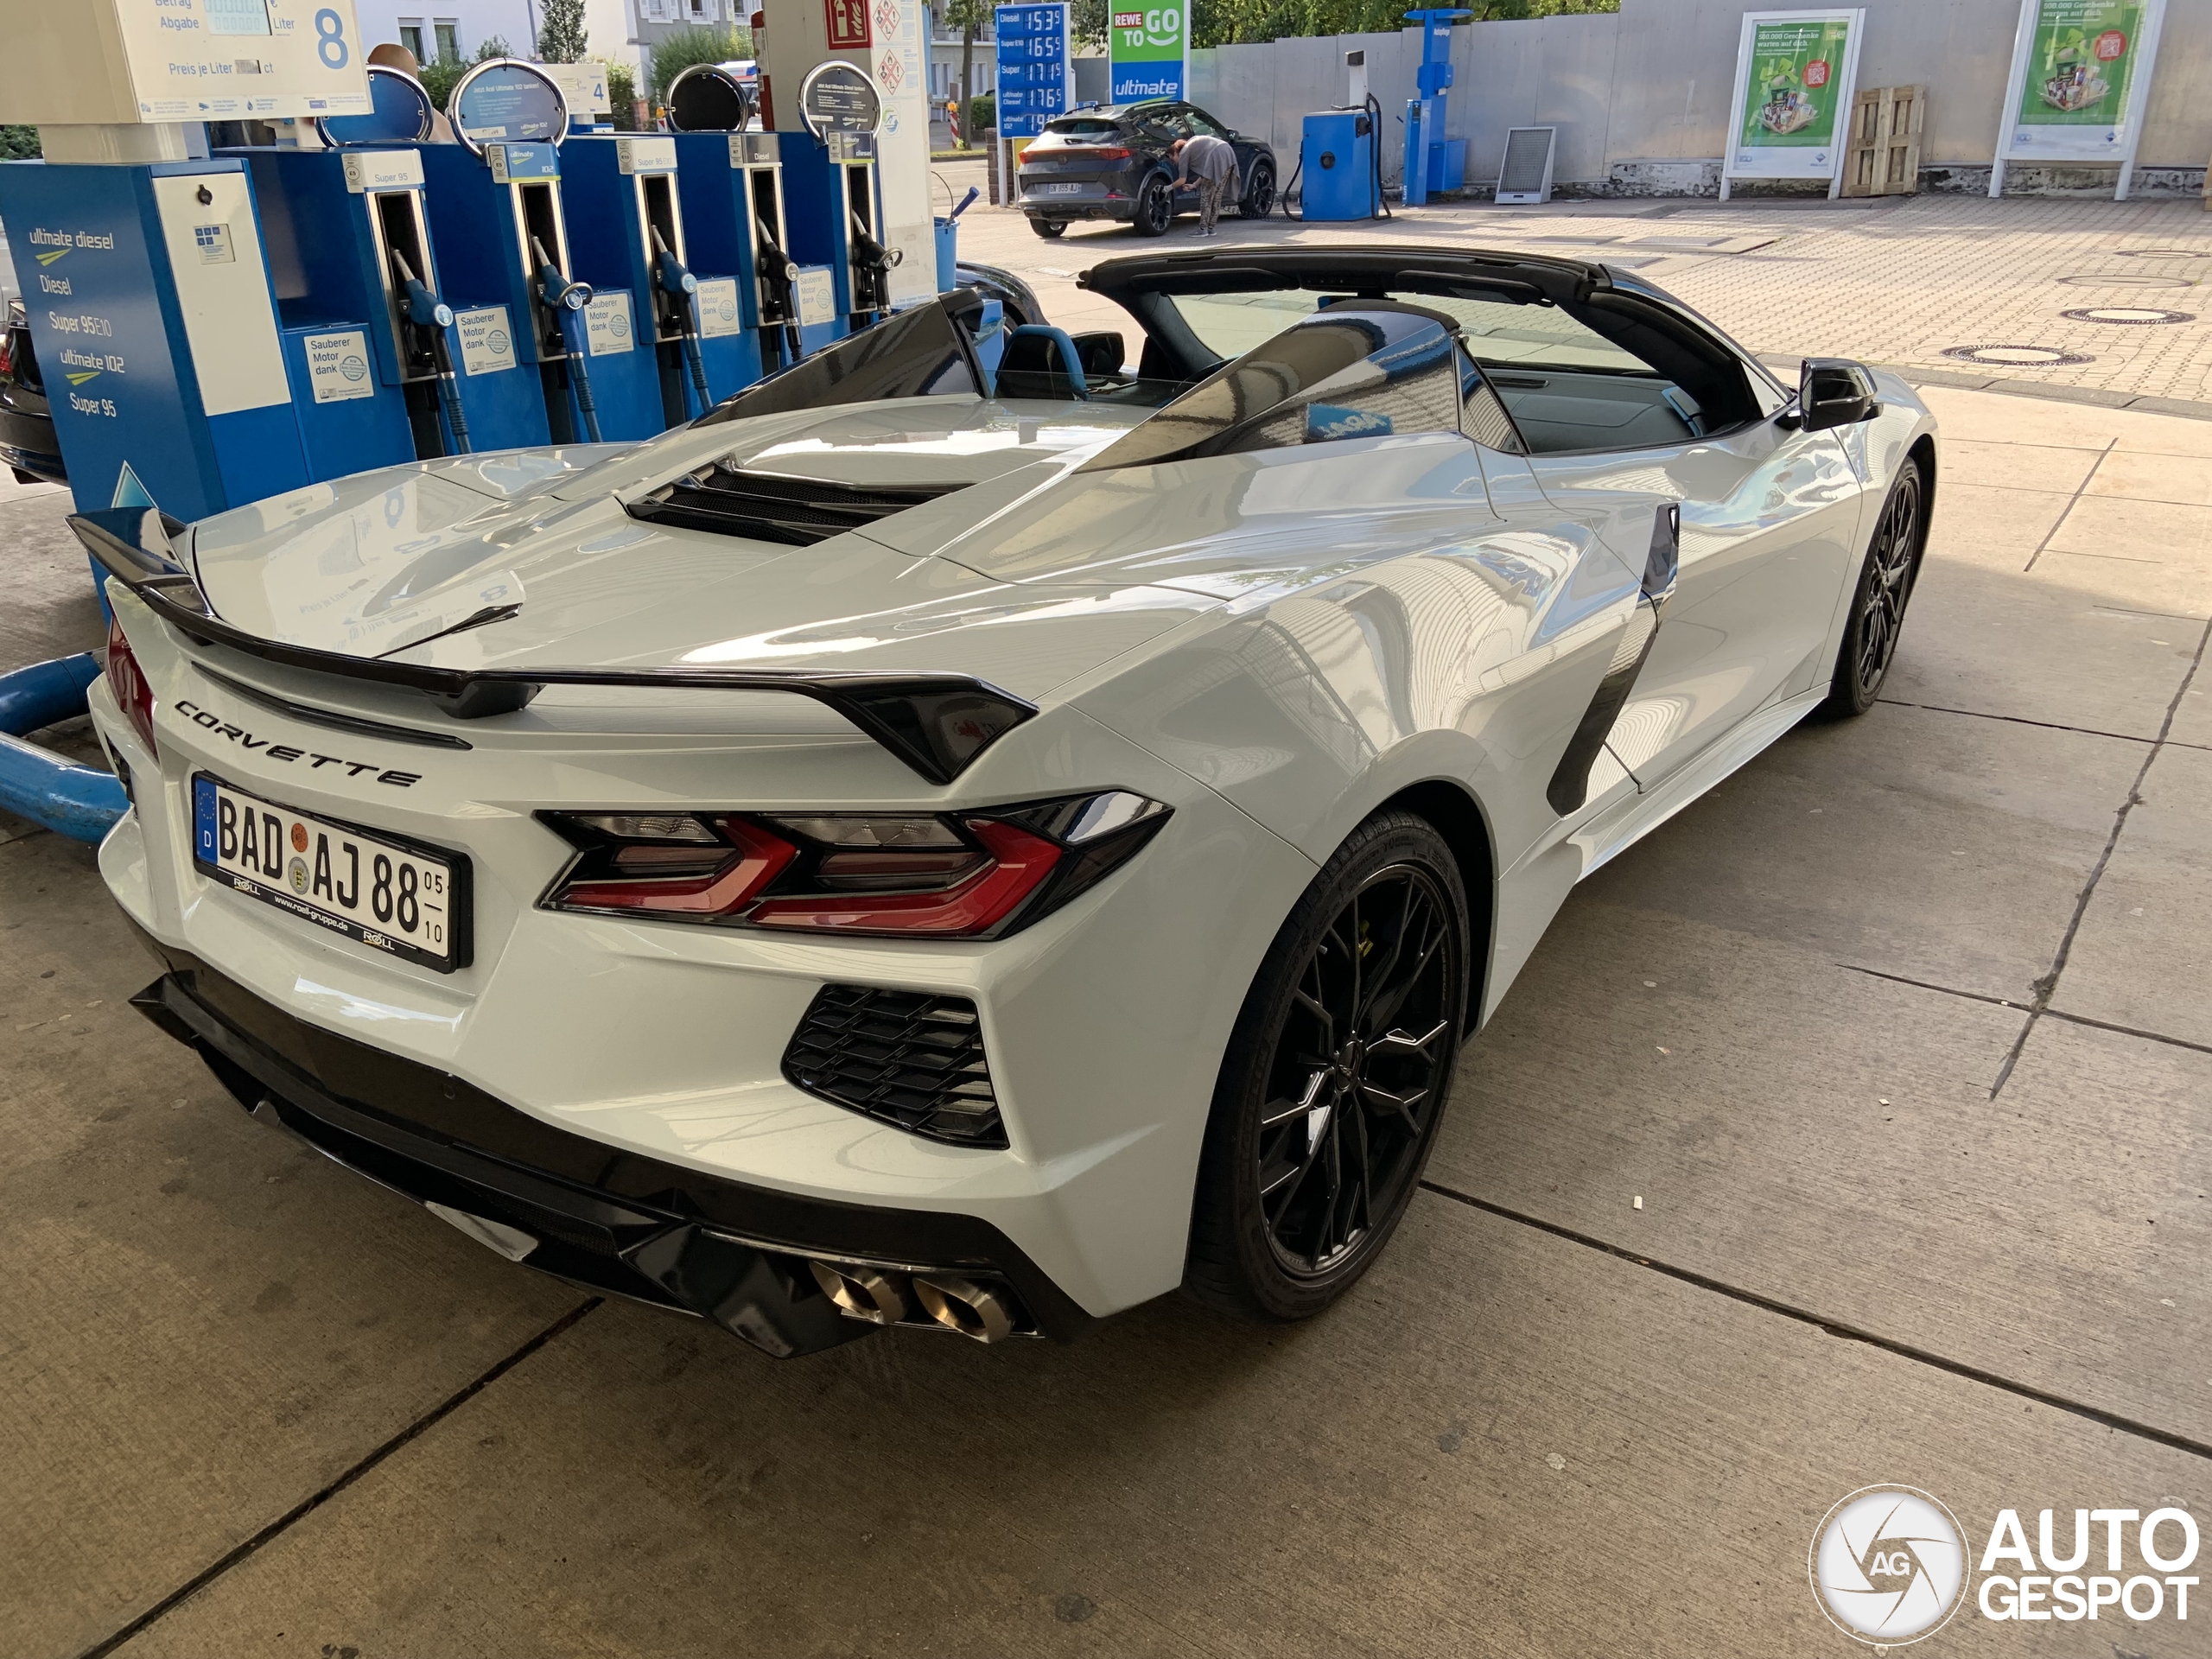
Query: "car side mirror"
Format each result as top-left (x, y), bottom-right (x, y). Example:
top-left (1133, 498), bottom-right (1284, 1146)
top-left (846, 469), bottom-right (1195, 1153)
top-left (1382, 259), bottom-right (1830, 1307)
top-left (1799, 358), bottom-right (1880, 432)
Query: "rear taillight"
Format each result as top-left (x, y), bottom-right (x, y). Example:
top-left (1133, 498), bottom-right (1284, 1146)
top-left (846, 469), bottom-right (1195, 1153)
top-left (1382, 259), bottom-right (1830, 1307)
top-left (105, 615), bottom-right (157, 758)
top-left (0, 334), bottom-right (12, 379)
top-left (1061, 146), bottom-right (1130, 160)
top-left (541, 791), bottom-right (1169, 939)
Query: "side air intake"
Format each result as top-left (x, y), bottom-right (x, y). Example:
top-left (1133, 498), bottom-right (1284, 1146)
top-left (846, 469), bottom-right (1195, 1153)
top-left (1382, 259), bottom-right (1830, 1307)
top-left (783, 985), bottom-right (1005, 1147)
top-left (628, 466), bottom-right (963, 545)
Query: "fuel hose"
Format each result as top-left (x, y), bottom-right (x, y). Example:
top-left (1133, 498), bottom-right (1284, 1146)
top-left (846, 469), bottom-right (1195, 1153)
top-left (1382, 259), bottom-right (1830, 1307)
top-left (390, 250), bottom-right (471, 454)
top-left (532, 237), bottom-right (601, 443)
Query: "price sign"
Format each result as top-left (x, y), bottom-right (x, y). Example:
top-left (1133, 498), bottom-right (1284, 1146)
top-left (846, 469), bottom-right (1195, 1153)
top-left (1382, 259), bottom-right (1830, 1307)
top-left (995, 3), bottom-right (1071, 139)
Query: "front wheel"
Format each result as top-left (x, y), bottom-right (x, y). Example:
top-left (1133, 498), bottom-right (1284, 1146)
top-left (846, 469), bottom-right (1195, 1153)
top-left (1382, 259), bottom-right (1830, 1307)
top-left (1241, 162), bottom-right (1276, 218)
top-left (1821, 455), bottom-right (1926, 717)
top-left (1185, 810), bottom-right (1469, 1321)
top-left (1131, 175), bottom-right (1173, 238)
top-left (1027, 215), bottom-right (1066, 239)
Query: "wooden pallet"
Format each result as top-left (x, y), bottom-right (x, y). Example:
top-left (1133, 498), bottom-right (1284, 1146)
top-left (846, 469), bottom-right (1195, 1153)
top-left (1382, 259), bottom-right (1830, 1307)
top-left (1842, 86), bottom-right (1925, 198)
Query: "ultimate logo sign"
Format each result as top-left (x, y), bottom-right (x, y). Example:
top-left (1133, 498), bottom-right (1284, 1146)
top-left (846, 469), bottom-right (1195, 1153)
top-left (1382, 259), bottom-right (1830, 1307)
top-left (1109, 4), bottom-right (1185, 101)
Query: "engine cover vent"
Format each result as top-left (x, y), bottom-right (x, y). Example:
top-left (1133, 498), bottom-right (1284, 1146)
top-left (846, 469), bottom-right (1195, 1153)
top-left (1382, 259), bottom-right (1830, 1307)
top-left (783, 985), bottom-right (1005, 1147)
top-left (627, 466), bottom-right (963, 546)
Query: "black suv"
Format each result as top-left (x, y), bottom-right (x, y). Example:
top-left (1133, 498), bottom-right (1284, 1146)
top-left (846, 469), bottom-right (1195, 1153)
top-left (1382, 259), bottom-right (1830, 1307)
top-left (0, 300), bottom-right (62, 486)
top-left (1017, 101), bottom-right (1275, 238)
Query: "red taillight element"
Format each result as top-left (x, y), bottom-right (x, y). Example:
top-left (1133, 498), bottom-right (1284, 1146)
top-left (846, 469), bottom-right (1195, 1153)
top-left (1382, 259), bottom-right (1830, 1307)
top-left (1062, 146), bottom-right (1130, 160)
top-left (540, 791), bottom-right (1171, 940)
top-left (105, 615), bottom-right (158, 758)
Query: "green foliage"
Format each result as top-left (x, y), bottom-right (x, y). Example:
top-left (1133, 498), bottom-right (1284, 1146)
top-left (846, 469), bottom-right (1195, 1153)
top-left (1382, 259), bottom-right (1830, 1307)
top-left (417, 35), bottom-right (512, 110)
top-left (649, 26), bottom-right (749, 103)
top-left (537, 0), bottom-right (588, 62)
top-left (0, 125), bottom-right (39, 161)
top-left (969, 92), bottom-right (996, 134)
top-left (605, 60), bottom-right (639, 129)
top-left (1080, 0), bottom-right (1613, 51)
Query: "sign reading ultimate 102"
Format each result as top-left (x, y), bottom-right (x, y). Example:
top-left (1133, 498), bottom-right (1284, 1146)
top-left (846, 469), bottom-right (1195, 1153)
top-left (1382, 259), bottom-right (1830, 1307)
top-left (1110, 4), bottom-right (1187, 101)
top-left (0, 0), bottom-right (372, 124)
top-left (995, 5), bottom-right (1072, 139)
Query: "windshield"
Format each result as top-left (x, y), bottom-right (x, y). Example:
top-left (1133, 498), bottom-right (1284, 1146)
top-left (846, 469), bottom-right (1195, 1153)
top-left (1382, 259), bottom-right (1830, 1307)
top-left (1165, 289), bottom-right (1655, 377)
top-left (1081, 302), bottom-right (1465, 473)
top-left (693, 294), bottom-right (983, 429)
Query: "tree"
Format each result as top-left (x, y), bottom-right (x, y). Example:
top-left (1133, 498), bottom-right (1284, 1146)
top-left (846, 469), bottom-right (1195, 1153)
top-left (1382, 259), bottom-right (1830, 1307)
top-left (649, 25), bottom-right (749, 103)
top-left (419, 35), bottom-right (513, 109)
top-left (605, 60), bottom-right (639, 129)
top-left (944, 0), bottom-right (988, 145)
top-left (538, 0), bottom-right (588, 62)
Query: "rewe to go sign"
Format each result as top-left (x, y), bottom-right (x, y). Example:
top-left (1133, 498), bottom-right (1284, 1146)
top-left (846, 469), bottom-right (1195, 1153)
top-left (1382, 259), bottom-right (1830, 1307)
top-left (1109, 5), bottom-right (1186, 100)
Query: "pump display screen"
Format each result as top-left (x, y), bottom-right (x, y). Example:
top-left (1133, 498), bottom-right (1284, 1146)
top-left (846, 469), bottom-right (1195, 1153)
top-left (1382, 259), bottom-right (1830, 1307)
top-left (205, 0), bottom-right (274, 36)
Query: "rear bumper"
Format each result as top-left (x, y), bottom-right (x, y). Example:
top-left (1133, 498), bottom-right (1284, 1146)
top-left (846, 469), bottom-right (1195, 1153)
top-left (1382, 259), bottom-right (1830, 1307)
top-left (0, 395), bottom-right (62, 482)
top-left (1018, 187), bottom-right (1137, 223)
top-left (129, 925), bottom-right (1097, 1356)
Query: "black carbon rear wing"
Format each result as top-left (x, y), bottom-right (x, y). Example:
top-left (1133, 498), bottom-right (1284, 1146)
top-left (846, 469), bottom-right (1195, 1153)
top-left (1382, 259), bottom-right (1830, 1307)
top-left (72, 507), bottom-right (1035, 786)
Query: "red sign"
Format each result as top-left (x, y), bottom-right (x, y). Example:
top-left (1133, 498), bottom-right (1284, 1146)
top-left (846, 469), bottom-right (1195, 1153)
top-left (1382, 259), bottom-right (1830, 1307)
top-left (1802, 57), bottom-right (1831, 89)
top-left (2094, 29), bottom-right (2127, 61)
top-left (825, 0), bottom-right (870, 48)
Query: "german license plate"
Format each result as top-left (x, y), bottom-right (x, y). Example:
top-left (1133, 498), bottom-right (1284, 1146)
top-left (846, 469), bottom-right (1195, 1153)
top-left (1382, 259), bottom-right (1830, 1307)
top-left (1033, 181), bottom-right (1083, 196)
top-left (191, 774), bottom-right (469, 972)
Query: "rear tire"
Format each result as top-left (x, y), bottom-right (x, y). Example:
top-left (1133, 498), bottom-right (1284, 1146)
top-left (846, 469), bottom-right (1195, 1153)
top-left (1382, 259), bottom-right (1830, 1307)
top-left (1185, 810), bottom-right (1469, 1321)
top-left (1241, 162), bottom-right (1276, 219)
top-left (1132, 175), bottom-right (1173, 238)
top-left (1027, 216), bottom-right (1066, 238)
top-left (1821, 455), bottom-right (1926, 718)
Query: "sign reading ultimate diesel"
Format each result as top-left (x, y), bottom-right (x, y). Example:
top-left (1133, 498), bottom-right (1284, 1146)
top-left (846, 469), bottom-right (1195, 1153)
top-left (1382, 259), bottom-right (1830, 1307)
top-left (1109, 4), bottom-right (1186, 101)
top-left (0, 0), bottom-right (372, 124)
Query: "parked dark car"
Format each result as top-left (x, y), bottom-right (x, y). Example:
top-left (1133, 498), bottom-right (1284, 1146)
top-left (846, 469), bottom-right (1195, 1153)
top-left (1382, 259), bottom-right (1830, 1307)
top-left (1017, 100), bottom-right (1275, 238)
top-left (1, 300), bottom-right (63, 486)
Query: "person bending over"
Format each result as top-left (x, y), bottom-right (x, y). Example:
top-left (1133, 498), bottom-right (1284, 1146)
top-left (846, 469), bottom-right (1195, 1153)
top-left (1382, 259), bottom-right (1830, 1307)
top-left (1170, 134), bottom-right (1237, 237)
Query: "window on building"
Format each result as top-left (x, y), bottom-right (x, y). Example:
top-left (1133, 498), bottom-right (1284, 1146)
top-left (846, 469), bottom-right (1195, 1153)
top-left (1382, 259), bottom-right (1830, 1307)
top-left (397, 21), bottom-right (425, 60)
top-left (434, 20), bottom-right (460, 62)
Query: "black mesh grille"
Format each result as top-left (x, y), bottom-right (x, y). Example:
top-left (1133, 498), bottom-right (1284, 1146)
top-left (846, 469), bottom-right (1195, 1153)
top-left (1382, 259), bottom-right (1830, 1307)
top-left (783, 986), bottom-right (1005, 1148)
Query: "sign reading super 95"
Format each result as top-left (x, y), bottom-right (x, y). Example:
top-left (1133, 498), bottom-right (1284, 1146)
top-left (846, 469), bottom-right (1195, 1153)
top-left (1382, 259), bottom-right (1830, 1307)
top-left (994, 4), bottom-right (1071, 139)
top-left (114, 0), bottom-right (372, 121)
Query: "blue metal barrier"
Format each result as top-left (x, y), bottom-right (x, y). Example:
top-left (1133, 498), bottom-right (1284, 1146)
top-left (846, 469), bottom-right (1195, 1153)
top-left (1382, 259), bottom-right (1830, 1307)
top-left (0, 652), bottom-right (129, 845)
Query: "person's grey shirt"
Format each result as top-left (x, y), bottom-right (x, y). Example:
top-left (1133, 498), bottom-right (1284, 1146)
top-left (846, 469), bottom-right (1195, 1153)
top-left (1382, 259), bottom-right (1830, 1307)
top-left (1178, 134), bottom-right (1236, 186)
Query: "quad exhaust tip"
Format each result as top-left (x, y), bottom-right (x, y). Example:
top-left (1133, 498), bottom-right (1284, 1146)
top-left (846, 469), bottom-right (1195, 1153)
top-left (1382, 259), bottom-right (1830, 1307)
top-left (806, 1259), bottom-right (1023, 1342)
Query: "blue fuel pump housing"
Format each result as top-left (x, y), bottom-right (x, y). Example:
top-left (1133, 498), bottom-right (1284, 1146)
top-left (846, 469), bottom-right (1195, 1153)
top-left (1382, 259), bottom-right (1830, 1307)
top-left (1401, 9), bottom-right (1471, 208)
top-left (777, 130), bottom-right (892, 338)
top-left (1299, 110), bottom-right (1377, 221)
top-left (560, 133), bottom-right (721, 432)
top-left (671, 131), bottom-right (790, 385)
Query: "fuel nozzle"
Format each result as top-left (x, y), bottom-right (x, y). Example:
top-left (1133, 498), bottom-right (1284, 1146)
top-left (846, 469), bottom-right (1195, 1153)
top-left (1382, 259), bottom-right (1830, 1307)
top-left (649, 226), bottom-right (698, 301)
top-left (389, 250), bottom-right (454, 332)
top-left (848, 210), bottom-right (900, 272)
top-left (531, 236), bottom-right (592, 315)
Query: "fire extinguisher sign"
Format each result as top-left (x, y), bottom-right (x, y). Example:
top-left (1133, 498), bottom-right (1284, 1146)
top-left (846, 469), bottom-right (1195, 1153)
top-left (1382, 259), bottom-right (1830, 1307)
top-left (825, 0), bottom-right (871, 49)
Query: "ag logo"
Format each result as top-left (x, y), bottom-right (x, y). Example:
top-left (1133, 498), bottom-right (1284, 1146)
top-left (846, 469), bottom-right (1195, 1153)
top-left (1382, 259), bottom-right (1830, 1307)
top-left (1810, 1485), bottom-right (1968, 1645)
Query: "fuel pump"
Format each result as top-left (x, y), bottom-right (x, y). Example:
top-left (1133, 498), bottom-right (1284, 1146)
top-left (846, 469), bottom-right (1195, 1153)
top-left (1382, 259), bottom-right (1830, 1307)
top-left (416, 60), bottom-right (613, 448)
top-left (562, 131), bottom-right (717, 432)
top-left (222, 67), bottom-right (480, 474)
top-left (779, 64), bottom-right (896, 339)
top-left (667, 64), bottom-right (793, 384)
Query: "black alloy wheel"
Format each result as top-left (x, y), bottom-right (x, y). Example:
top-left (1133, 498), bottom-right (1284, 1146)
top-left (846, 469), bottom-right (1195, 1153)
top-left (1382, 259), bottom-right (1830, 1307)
top-left (1132, 175), bottom-right (1173, 238)
top-left (1241, 161), bottom-right (1276, 219)
top-left (1028, 215), bottom-right (1067, 238)
top-left (1186, 811), bottom-right (1468, 1320)
top-left (1822, 455), bottom-right (1926, 717)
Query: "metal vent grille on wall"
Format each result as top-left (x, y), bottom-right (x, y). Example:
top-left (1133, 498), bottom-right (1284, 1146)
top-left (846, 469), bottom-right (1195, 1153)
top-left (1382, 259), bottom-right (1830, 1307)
top-left (1497, 127), bottom-right (1557, 205)
top-left (783, 985), bottom-right (1006, 1147)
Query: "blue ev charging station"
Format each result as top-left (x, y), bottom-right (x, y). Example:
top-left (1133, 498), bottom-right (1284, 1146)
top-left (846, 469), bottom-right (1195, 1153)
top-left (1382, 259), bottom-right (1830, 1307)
top-left (417, 60), bottom-right (657, 447)
top-left (779, 63), bottom-right (893, 343)
top-left (1400, 9), bottom-right (1470, 208)
top-left (666, 63), bottom-right (803, 385)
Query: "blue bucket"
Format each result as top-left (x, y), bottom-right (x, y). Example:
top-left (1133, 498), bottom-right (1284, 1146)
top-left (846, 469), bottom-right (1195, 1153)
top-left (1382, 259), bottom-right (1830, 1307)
top-left (934, 217), bottom-right (958, 292)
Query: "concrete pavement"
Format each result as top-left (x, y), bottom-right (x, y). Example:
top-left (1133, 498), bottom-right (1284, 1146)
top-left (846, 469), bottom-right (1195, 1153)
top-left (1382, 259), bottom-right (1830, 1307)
top-left (3, 314), bottom-right (2209, 1652)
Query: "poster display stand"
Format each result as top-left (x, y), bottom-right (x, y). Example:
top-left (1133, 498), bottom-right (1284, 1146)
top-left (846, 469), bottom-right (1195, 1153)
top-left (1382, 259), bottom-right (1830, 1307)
top-left (1989, 0), bottom-right (2170, 200)
top-left (1719, 9), bottom-right (1866, 202)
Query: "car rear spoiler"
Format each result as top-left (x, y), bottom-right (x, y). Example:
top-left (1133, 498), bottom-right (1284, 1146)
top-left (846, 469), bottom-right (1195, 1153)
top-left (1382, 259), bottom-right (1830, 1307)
top-left (70, 507), bottom-right (1036, 786)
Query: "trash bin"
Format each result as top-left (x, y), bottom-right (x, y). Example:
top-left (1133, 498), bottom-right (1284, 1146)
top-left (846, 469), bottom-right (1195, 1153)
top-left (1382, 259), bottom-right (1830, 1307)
top-left (935, 216), bottom-right (958, 291)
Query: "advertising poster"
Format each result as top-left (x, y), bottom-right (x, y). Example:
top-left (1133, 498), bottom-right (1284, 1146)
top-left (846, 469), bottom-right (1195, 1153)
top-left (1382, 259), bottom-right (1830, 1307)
top-left (1993, 0), bottom-right (2170, 177)
top-left (1720, 10), bottom-right (1866, 197)
top-left (1110, 3), bottom-right (1186, 102)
